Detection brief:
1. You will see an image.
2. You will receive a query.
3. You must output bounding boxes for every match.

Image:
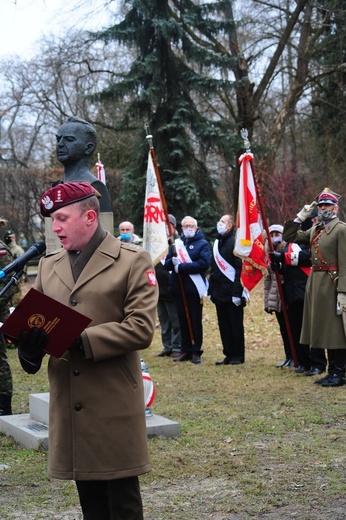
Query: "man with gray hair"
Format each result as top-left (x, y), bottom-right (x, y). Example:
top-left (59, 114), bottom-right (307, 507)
top-left (165, 216), bottom-right (210, 364)
top-left (283, 188), bottom-right (346, 386)
top-left (118, 221), bottom-right (143, 246)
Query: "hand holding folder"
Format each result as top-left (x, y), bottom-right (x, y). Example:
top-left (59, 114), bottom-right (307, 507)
top-left (0, 288), bottom-right (92, 358)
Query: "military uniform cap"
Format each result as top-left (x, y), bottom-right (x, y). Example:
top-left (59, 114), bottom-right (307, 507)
top-left (40, 181), bottom-right (101, 217)
top-left (316, 187), bottom-right (341, 206)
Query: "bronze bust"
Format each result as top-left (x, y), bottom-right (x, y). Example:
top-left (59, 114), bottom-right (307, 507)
top-left (56, 117), bottom-right (112, 212)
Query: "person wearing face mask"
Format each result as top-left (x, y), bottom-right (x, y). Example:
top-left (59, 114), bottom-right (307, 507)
top-left (269, 209), bottom-right (328, 376)
top-left (283, 188), bottom-right (346, 387)
top-left (164, 216), bottom-right (210, 364)
top-left (155, 214), bottom-right (182, 358)
top-left (263, 225), bottom-right (293, 367)
top-left (118, 221), bottom-right (143, 246)
top-left (208, 214), bottom-right (246, 365)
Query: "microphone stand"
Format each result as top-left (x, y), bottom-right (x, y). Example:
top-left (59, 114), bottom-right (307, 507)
top-left (0, 269), bottom-right (24, 298)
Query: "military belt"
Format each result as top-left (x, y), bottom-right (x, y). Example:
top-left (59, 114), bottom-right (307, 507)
top-left (312, 265), bottom-right (338, 272)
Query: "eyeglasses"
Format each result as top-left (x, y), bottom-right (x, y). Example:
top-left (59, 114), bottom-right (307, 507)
top-left (182, 224), bottom-right (195, 229)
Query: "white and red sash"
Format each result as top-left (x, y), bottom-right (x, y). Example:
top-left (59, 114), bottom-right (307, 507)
top-left (175, 238), bottom-right (208, 298)
top-left (213, 239), bottom-right (237, 282)
top-left (213, 240), bottom-right (249, 300)
top-left (283, 243), bottom-right (311, 277)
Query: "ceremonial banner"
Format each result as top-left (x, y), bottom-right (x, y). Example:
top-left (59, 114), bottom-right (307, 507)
top-left (143, 152), bottom-right (168, 265)
top-left (95, 154), bottom-right (106, 185)
top-left (234, 153), bottom-right (267, 291)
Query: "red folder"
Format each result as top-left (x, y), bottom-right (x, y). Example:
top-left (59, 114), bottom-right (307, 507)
top-left (0, 288), bottom-right (92, 358)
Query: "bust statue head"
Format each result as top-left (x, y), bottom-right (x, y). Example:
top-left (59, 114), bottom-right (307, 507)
top-left (54, 116), bottom-right (112, 213)
top-left (56, 116), bottom-right (97, 165)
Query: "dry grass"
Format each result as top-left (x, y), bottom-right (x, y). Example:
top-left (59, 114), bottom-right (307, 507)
top-left (1, 281), bottom-right (345, 519)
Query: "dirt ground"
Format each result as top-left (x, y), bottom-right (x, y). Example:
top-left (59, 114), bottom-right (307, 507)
top-left (2, 474), bottom-right (346, 519)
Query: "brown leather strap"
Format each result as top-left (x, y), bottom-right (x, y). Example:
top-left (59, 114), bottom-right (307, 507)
top-left (310, 228), bottom-right (328, 265)
top-left (312, 265), bottom-right (338, 272)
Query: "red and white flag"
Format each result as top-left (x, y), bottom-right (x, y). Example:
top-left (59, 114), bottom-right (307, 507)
top-left (95, 154), bottom-right (106, 185)
top-left (143, 152), bottom-right (168, 265)
top-left (234, 153), bottom-right (268, 291)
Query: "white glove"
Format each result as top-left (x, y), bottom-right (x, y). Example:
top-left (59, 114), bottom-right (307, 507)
top-left (174, 264), bottom-right (180, 273)
top-left (232, 297), bottom-right (241, 306)
top-left (336, 292), bottom-right (346, 315)
top-left (296, 201), bottom-right (317, 222)
top-left (172, 257), bottom-right (182, 266)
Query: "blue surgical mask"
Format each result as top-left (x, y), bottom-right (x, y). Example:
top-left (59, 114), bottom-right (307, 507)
top-left (120, 233), bottom-right (131, 241)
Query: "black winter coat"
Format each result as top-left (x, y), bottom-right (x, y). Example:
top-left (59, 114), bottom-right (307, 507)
top-left (281, 243), bottom-right (311, 305)
top-left (208, 230), bottom-right (243, 304)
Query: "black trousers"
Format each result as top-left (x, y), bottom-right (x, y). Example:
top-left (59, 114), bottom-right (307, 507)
top-left (76, 477), bottom-right (143, 520)
top-left (326, 348), bottom-right (346, 375)
top-left (175, 293), bottom-right (203, 355)
top-left (275, 310), bottom-right (291, 359)
top-left (215, 302), bottom-right (245, 362)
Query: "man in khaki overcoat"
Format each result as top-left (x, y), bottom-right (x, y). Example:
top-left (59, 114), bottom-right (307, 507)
top-left (283, 188), bottom-right (346, 387)
top-left (17, 181), bottom-right (158, 519)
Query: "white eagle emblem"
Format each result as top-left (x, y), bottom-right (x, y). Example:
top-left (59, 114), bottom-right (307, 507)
top-left (41, 195), bottom-right (54, 211)
top-left (146, 270), bottom-right (157, 286)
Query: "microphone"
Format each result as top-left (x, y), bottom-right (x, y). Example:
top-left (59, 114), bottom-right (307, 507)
top-left (0, 241), bottom-right (46, 279)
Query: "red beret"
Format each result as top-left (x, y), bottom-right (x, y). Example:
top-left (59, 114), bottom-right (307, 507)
top-left (40, 182), bottom-right (100, 217)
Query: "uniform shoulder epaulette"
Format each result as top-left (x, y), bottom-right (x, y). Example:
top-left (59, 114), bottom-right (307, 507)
top-left (337, 220), bottom-right (346, 228)
top-left (120, 242), bottom-right (141, 253)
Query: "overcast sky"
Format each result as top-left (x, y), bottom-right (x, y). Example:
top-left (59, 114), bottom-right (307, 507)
top-left (0, 0), bottom-right (115, 58)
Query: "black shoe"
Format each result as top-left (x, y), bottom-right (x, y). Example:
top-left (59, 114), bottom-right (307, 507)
top-left (314, 373), bottom-right (332, 385)
top-left (229, 359), bottom-right (244, 365)
top-left (305, 367), bottom-right (324, 376)
top-left (276, 359), bottom-right (293, 368)
top-left (294, 366), bottom-right (306, 374)
top-left (215, 357), bottom-right (230, 366)
top-left (157, 349), bottom-right (172, 357)
top-left (191, 355), bottom-right (201, 364)
top-left (173, 352), bottom-right (191, 362)
top-left (321, 373), bottom-right (345, 387)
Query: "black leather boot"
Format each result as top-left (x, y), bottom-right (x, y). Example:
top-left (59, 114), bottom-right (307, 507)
top-left (321, 367), bottom-right (345, 387)
top-left (0, 395), bottom-right (12, 415)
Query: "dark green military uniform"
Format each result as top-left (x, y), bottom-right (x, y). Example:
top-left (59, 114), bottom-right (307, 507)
top-left (0, 240), bottom-right (19, 414)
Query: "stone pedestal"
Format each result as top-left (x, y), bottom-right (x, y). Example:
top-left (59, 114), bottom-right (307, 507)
top-left (0, 393), bottom-right (180, 450)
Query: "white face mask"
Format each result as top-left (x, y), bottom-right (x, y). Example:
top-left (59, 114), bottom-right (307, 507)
top-left (183, 228), bottom-right (196, 238)
top-left (271, 236), bottom-right (282, 245)
top-left (217, 222), bottom-right (228, 235)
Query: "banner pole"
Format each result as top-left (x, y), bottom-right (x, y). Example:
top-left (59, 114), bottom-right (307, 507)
top-left (144, 126), bottom-right (195, 346)
top-left (240, 129), bottom-right (298, 367)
